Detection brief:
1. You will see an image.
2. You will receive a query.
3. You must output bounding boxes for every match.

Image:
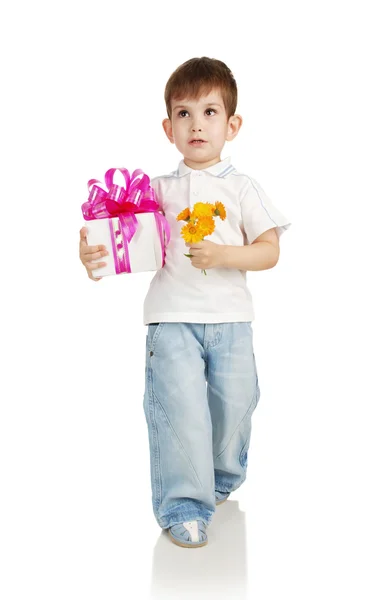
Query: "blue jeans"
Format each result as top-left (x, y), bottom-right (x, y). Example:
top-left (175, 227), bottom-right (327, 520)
top-left (143, 322), bottom-right (260, 529)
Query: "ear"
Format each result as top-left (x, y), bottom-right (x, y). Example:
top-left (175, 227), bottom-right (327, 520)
top-left (226, 114), bottom-right (243, 142)
top-left (162, 118), bottom-right (174, 143)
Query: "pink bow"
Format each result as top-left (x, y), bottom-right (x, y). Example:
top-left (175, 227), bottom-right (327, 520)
top-left (82, 168), bottom-right (170, 273)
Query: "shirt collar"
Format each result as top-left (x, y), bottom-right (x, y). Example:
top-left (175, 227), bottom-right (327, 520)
top-left (177, 156), bottom-right (233, 177)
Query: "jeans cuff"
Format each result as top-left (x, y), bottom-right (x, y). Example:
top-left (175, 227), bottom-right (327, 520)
top-left (158, 509), bottom-right (214, 529)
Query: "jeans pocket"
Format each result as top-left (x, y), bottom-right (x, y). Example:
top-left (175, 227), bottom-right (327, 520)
top-left (147, 322), bottom-right (164, 354)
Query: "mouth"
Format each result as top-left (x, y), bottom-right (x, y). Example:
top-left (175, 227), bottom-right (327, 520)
top-left (189, 138), bottom-right (207, 146)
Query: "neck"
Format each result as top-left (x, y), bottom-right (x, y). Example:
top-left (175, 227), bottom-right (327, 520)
top-left (183, 155), bottom-right (222, 170)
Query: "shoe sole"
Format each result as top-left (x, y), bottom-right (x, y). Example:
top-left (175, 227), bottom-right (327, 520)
top-left (168, 530), bottom-right (208, 548)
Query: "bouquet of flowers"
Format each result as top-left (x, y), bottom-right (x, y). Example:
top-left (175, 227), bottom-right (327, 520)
top-left (176, 201), bottom-right (226, 275)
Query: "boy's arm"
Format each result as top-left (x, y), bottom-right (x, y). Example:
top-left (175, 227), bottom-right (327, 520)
top-left (221, 228), bottom-right (280, 271)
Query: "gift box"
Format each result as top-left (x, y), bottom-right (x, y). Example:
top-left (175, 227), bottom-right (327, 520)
top-left (82, 167), bottom-right (170, 276)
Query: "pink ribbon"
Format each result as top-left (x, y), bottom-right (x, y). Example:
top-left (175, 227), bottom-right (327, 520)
top-left (82, 168), bottom-right (170, 273)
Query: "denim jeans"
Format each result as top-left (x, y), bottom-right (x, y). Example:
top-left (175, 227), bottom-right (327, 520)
top-left (143, 322), bottom-right (260, 529)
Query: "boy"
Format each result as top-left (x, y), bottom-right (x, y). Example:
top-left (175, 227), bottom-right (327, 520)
top-left (79, 57), bottom-right (291, 548)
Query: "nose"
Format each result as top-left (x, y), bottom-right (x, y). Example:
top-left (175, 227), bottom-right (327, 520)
top-left (191, 115), bottom-right (203, 132)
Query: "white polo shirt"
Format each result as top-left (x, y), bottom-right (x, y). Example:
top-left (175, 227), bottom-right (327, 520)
top-left (143, 156), bottom-right (291, 325)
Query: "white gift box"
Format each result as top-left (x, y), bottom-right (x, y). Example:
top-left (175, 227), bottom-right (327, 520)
top-left (84, 212), bottom-right (164, 276)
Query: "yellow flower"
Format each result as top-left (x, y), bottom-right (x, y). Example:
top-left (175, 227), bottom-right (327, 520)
top-left (176, 201), bottom-right (227, 276)
top-left (191, 202), bottom-right (215, 219)
top-left (180, 221), bottom-right (204, 244)
top-left (176, 207), bottom-right (191, 222)
top-left (197, 216), bottom-right (215, 237)
top-left (213, 201), bottom-right (226, 220)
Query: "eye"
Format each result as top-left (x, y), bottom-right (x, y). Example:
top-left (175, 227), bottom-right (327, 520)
top-left (178, 110), bottom-right (189, 117)
top-left (205, 108), bottom-right (216, 116)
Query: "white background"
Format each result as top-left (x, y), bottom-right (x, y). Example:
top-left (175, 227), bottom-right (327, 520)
top-left (1, 1), bottom-right (387, 598)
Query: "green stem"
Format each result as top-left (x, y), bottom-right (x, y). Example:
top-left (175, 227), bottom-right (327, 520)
top-left (184, 253), bottom-right (206, 274)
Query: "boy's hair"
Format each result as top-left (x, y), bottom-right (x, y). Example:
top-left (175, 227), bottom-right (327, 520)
top-left (164, 57), bottom-right (238, 121)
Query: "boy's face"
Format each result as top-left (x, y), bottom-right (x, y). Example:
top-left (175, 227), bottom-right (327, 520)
top-left (162, 88), bottom-right (242, 169)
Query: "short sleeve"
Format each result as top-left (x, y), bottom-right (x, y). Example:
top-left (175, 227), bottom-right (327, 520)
top-left (240, 177), bottom-right (292, 244)
top-left (150, 176), bottom-right (164, 213)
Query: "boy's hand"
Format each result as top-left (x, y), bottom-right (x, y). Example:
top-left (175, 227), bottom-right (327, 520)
top-left (185, 240), bottom-right (225, 270)
top-left (79, 227), bottom-right (109, 281)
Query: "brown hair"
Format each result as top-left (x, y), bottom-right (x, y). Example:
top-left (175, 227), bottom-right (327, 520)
top-left (164, 57), bottom-right (238, 120)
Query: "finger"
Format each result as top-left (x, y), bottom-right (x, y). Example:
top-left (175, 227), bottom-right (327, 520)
top-left (81, 248), bottom-right (108, 261)
top-left (87, 270), bottom-right (102, 281)
top-left (83, 243), bottom-right (107, 253)
top-left (187, 243), bottom-right (204, 249)
top-left (85, 260), bottom-right (107, 271)
top-left (79, 229), bottom-right (106, 253)
top-left (80, 247), bottom-right (108, 264)
top-left (80, 227), bottom-right (88, 245)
